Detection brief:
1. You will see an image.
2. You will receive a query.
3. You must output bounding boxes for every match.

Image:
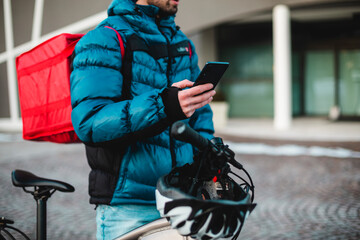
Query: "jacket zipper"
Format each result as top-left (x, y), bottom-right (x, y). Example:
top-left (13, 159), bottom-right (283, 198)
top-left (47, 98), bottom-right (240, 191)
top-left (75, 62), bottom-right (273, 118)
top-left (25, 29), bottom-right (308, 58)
top-left (156, 17), bottom-right (176, 168)
top-left (156, 18), bottom-right (172, 87)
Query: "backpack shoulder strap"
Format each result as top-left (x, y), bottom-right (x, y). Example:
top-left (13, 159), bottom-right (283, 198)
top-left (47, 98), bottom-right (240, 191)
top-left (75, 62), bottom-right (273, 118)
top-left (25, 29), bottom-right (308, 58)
top-left (125, 34), bottom-right (191, 60)
top-left (100, 29), bottom-right (192, 100)
top-left (169, 40), bottom-right (192, 59)
top-left (126, 34), bottom-right (168, 59)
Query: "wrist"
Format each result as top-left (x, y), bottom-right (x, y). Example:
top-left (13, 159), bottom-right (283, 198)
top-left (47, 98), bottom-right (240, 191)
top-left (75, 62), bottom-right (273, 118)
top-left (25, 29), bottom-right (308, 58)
top-left (160, 87), bottom-right (187, 122)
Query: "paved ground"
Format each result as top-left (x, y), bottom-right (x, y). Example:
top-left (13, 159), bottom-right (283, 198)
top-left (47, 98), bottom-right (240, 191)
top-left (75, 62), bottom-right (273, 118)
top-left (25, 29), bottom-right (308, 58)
top-left (229, 143), bottom-right (360, 240)
top-left (0, 139), bottom-right (95, 239)
top-left (0, 132), bottom-right (359, 240)
top-left (218, 117), bottom-right (360, 142)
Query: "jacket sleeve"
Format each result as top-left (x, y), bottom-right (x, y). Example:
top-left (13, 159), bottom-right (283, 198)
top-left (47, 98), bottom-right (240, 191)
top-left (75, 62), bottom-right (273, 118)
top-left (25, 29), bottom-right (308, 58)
top-left (187, 40), bottom-right (215, 140)
top-left (70, 27), bottom-right (168, 144)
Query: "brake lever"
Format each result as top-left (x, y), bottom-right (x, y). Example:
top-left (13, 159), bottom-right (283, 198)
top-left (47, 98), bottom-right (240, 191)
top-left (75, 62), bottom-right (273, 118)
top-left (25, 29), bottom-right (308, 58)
top-left (210, 137), bottom-right (243, 170)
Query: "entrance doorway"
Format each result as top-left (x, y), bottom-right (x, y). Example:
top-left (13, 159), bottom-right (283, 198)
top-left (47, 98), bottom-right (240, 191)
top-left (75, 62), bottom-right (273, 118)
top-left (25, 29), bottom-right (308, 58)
top-left (217, 18), bottom-right (360, 119)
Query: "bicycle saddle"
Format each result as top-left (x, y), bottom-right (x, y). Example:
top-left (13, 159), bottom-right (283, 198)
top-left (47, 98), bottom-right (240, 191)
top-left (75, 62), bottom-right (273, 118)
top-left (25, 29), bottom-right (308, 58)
top-left (11, 169), bottom-right (75, 192)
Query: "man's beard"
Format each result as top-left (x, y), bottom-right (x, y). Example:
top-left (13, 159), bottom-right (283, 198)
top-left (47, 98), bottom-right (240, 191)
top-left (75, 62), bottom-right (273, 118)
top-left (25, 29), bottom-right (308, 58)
top-left (148, 0), bottom-right (178, 17)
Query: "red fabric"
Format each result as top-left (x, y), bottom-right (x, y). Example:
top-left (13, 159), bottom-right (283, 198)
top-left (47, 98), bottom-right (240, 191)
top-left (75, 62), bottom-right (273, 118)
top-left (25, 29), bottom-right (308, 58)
top-left (16, 33), bottom-right (84, 143)
top-left (188, 42), bottom-right (192, 59)
top-left (16, 30), bottom-right (127, 143)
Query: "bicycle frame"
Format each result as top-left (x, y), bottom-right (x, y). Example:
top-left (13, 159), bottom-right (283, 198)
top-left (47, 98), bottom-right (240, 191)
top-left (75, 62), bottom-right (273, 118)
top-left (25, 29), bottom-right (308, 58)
top-left (3, 122), bottom-right (255, 240)
top-left (114, 218), bottom-right (194, 240)
top-left (8, 170), bottom-right (75, 240)
top-left (0, 217), bottom-right (30, 240)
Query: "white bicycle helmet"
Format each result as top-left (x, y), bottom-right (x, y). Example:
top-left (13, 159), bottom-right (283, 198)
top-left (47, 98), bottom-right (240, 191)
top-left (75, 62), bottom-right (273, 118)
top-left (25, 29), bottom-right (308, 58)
top-left (156, 135), bottom-right (256, 240)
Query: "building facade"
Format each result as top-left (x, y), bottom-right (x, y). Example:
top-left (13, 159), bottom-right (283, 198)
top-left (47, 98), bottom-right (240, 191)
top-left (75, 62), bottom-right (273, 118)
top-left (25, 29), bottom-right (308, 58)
top-left (1, 0), bottom-right (359, 131)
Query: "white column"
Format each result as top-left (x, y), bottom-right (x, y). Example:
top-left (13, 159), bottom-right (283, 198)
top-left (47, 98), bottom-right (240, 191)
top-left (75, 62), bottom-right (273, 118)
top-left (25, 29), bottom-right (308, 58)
top-left (32, 0), bottom-right (44, 43)
top-left (273, 5), bottom-right (292, 130)
top-left (3, 0), bottom-right (19, 122)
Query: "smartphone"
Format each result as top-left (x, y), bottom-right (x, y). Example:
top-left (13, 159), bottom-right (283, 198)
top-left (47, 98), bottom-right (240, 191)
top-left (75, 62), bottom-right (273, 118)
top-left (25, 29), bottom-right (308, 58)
top-left (193, 62), bottom-right (229, 89)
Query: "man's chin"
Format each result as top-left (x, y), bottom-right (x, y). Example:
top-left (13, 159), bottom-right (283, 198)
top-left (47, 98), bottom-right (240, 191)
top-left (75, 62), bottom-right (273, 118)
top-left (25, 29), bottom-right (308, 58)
top-left (160, 8), bottom-right (177, 17)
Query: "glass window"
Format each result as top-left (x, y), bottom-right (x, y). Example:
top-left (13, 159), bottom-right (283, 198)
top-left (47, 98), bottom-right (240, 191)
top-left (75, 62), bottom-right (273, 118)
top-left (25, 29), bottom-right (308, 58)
top-left (305, 50), bottom-right (335, 115)
top-left (220, 43), bottom-right (274, 117)
top-left (339, 49), bottom-right (360, 116)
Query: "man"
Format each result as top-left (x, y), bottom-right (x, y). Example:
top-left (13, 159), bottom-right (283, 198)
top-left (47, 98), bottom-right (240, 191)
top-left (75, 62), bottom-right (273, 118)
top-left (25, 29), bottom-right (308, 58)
top-left (70, 0), bottom-right (215, 239)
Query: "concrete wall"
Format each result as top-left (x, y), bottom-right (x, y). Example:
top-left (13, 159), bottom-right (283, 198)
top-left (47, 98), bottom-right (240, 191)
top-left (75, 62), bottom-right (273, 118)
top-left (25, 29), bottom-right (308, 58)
top-left (177, 0), bottom-right (351, 34)
top-left (12, 0), bottom-right (34, 47)
top-left (41, 0), bottom-right (111, 35)
top-left (0, 0), bottom-right (111, 49)
top-left (0, 0), bottom-right (110, 118)
top-left (189, 28), bottom-right (217, 69)
top-left (2, 0), bottom-right (350, 55)
top-left (0, 1), bottom-right (4, 53)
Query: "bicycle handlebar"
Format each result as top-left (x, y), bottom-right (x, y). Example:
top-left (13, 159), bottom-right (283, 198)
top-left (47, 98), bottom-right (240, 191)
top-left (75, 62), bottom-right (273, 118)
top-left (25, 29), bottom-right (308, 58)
top-left (171, 121), bottom-right (210, 151)
top-left (171, 121), bottom-right (243, 170)
top-left (171, 121), bottom-right (254, 202)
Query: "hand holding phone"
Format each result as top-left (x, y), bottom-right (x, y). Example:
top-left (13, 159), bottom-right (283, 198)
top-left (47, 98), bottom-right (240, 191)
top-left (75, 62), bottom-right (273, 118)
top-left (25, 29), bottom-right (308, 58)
top-left (193, 62), bottom-right (229, 89)
top-left (172, 79), bottom-right (215, 118)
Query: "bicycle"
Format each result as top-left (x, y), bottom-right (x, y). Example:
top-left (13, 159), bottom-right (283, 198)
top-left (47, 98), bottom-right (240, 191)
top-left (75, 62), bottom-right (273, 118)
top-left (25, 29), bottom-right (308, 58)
top-left (0, 170), bottom-right (74, 240)
top-left (0, 171), bottom-right (189, 240)
top-left (116, 121), bottom-right (256, 239)
top-left (1, 121), bottom-right (255, 240)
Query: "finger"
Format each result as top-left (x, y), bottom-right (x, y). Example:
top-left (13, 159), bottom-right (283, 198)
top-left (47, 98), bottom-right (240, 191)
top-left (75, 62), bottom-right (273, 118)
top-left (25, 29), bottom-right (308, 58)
top-left (182, 97), bottom-right (213, 117)
top-left (191, 96), bottom-right (213, 110)
top-left (184, 90), bottom-right (216, 106)
top-left (172, 80), bottom-right (194, 89)
top-left (183, 83), bottom-right (214, 97)
top-left (178, 89), bottom-right (215, 110)
top-left (183, 109), bottom-right (195, 118)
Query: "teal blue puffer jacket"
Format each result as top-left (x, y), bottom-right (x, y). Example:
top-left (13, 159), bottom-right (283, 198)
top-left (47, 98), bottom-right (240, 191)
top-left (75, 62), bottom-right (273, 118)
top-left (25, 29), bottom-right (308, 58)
top-left (70, 0), bottom-right (214, 205)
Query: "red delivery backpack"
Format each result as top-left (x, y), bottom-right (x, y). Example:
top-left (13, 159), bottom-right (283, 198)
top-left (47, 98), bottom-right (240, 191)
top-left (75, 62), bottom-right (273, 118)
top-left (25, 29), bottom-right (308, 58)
top-left (16, 27), bottom-right (124, 143)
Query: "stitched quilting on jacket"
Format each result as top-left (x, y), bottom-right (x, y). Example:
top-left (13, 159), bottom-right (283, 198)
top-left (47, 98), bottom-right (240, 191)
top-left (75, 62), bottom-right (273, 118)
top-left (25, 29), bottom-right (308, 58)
top-left (70, 0), bottom-right (214, 205)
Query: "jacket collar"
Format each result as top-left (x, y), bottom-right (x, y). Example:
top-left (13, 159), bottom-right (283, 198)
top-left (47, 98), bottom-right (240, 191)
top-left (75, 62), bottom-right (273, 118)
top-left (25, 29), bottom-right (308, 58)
top-left (108, 0), bottom-right (178, 37)
top-left (108, 0), bottom-right (137, 17)
top-left (136, 4), bottom-right (159, 17)
top-left (108, 0), bottom-right (175, 22)
top-left (108, 0), bottom-right (169, 17)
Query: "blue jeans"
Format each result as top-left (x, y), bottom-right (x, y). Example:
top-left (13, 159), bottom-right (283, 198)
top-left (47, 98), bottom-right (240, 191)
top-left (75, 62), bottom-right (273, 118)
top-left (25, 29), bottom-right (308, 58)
top-left (96, 204), bottom-right (161, 240)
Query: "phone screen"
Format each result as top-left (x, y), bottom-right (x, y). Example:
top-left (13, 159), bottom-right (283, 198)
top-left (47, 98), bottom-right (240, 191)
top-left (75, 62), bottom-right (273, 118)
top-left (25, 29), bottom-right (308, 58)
top-left (193, 62), bottom-right (229, 89)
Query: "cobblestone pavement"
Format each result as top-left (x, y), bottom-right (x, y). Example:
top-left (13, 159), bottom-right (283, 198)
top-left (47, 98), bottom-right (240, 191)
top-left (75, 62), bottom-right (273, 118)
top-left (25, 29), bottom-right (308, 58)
top-left (0, 138), bottom-right (95, 240)
top-left (0, 134), bottom-right (359, 240)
